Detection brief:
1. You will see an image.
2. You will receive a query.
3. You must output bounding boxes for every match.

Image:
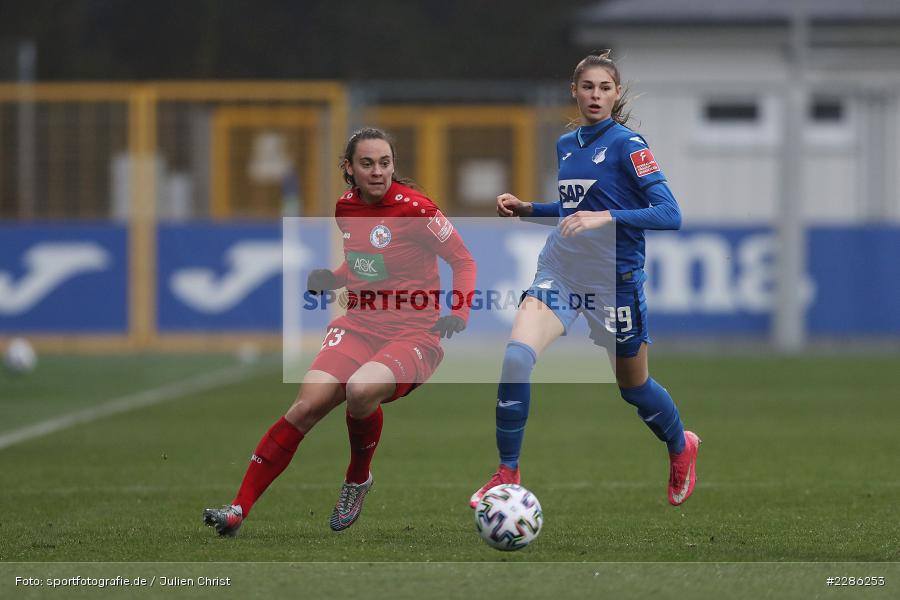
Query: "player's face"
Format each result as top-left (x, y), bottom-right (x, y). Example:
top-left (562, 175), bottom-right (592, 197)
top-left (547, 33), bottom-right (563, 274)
top-left (571, 67), bottom-right (621, 125)
top-left (347, 139), bottom-right (395, 202)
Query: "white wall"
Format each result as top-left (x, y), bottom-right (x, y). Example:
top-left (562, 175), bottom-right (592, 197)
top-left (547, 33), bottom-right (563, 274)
top-left (567, 30), bottom-right (900, 225)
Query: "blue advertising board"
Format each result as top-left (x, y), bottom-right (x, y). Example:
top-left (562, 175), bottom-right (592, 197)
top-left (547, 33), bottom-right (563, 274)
top-left (446, 223), bottom-right (900, 338)
top-left (156, 221), bottom-right (331, 332)
top-left (0, 223), bottom-right (128, 333)
top-left (807, 227), bottom-right (900, 334)
top-left (3, 221), bottom-right (898, 338)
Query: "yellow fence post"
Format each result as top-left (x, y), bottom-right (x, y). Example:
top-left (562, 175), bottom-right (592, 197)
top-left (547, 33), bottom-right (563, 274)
top-left (128, 86), bottom-right (158, 350)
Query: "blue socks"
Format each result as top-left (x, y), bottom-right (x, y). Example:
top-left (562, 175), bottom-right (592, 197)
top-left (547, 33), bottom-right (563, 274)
top-left (495, 343), bottom-right (685, 465)
top-left (619, 378), bottom-right (685, 454)
top-left (495, 341), bottom-right (537, 469)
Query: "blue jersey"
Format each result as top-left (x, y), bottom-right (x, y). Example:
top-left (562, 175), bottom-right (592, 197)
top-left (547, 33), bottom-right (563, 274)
top-left (532, 117), bottom-right (681, 281)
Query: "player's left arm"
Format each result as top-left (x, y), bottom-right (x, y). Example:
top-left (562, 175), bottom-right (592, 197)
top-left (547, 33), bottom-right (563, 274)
top-left (420, 203), bottom-right (477, 330)
top-left (608, 136), bottom-right (682, 231)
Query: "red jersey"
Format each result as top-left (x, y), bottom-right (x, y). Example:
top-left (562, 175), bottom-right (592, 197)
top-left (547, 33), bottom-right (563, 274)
top-left (330, 181), bottom-right (476, 339)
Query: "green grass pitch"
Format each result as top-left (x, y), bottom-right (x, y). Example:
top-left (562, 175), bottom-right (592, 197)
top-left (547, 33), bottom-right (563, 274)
top-left (1, 353), bottom-right (898, 599)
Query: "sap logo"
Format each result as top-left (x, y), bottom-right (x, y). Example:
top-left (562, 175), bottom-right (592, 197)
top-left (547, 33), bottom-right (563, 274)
top-left (558, 179), bottom-right (597, 209)
top-left (645, 232), bottom-right (815, 313)
top-left (353, 256), bottom-right (377, 274)
top-left (170, 240), bottom-right (310, 313)
top-left (0, 242), bottom-right (111, 315)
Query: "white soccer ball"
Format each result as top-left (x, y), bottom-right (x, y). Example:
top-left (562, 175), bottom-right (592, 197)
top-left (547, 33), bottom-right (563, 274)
top-left (474, 483), bottom-right (543, 551)
top-left (4, 337), bottom-right (37, 374)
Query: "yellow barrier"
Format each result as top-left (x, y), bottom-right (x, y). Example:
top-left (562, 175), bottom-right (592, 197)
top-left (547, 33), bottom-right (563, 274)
top-left (0, 83), bottom-right (578, 352)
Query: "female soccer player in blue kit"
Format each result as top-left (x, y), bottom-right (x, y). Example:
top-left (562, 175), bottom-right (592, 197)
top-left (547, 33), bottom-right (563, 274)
top-left (470, 51), bottom-right (701, 508)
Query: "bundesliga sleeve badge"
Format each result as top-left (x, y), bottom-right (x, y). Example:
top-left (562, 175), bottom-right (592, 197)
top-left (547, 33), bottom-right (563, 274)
top-left (427, 210), bottom-right (454, 243)
top-left (630, 148), bottom-right (660, 177)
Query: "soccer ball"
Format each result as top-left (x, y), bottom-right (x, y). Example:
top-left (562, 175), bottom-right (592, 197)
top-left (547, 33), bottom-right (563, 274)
top-left (4, 337), bottom-right (37, 374)
top-left (474, 484), bottom-right (543, 551)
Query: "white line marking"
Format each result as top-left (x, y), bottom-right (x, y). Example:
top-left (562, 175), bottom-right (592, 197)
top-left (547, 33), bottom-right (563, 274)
top-left (0, 360), bottom-right (277, 451)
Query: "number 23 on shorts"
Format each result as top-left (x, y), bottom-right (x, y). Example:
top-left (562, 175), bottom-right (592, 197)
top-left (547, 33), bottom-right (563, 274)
top-left (321, 328), bottom-right (346, 348)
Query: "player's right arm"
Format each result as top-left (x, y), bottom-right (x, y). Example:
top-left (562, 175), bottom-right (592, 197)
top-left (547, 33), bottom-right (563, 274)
top-left (496, 136), bottom-right (564, 221)
top-left (306, 263), bottom-right (348, 294)
top-left (496, 193), bottom-right (560, 220)
top-left (307, 207), bottom-right (352, 294)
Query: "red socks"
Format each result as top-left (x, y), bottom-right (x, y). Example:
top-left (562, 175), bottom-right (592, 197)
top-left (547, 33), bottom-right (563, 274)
top-left (230, 409), bottom-right (382, 514)
top-left (345, 407), bottom-right (384, 484)
top-left (232, 416), bottom-right (304, 516)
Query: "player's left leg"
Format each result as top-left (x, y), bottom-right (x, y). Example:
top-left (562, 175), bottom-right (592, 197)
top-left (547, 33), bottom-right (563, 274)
top-left (345, 361), bottom-right (395, 482)
top-left (615, 343), bottom-right (684, 451)
top-left (325, 361), bottom-right (394, 532)
top-left (330, 338), bottom-right (442, 531)
top-left (615, 343), bottom-right (700, 506)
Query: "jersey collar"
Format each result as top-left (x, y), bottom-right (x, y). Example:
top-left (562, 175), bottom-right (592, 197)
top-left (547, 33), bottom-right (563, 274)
top-left (576, 118), bottom-right (616, 148)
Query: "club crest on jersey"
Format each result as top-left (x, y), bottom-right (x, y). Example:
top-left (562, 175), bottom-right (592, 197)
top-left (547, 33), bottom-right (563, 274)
top-left (592, 147), bottom-right (607, 164)
top-left (369, 224), bottom-right (392, 248)
top-left (558, 179), bottom-right (597, 209)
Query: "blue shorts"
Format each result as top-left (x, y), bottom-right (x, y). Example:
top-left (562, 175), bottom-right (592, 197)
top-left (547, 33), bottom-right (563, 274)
top-left (522, 269), bottom-right (651, 358)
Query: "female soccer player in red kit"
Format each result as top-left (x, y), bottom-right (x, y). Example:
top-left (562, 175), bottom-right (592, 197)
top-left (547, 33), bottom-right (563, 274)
top-left (204, 128), bottom-right (476, 535)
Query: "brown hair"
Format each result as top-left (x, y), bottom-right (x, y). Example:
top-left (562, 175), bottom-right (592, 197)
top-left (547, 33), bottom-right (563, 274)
top-left (572, 50), bottom-right (632, 126)
top-left (340, 127), bottom-right (417, 189)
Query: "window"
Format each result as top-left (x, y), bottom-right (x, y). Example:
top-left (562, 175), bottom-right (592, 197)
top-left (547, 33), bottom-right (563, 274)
top-left (805, 96), bottom-right (853, 147)
top-left (705, 102), bottom-right (759, 123)
top-left (810, 98), bottom-right (843, 123)
top-left (694, 96), bottom-right (779, 147)
top-left (694, 95), bottom-right (854, 148)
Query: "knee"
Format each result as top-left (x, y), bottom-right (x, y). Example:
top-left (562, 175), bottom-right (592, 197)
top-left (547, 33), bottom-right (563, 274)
top-left (618, 378), bottom-right (647, 397)
top-left (618, 377), bottom-right (655, 406)
top-left (345, 381), bottom-right (388, 419)
top-left (285, 399), bottom-right (316, 432)
top-left (286, 384), bottom-right (339, 432)
top-left (616, 371), bottom-right (648, 389)
top-left (501, 341), bottom-right (537, 383)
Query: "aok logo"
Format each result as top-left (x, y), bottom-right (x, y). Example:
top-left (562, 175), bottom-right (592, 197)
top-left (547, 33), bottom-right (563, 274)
top-left (353, 256), bottom-right (377, 274)
top-left (346, 251), bottom-right (387, 282)
top-left (558, 179), bottom-right (597, 209)
top-left (0, 242), bottom-right (111, 315)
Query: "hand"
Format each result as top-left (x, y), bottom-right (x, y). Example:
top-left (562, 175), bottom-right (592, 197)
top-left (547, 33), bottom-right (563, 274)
top-left (559, 210), bottom-right (613, 237)
top-left (306, 269), bottom-right (337, 294)
top-left (430, 315), bottom-right (466, 339)
top-left (496, 193), bottom-right (532, 218)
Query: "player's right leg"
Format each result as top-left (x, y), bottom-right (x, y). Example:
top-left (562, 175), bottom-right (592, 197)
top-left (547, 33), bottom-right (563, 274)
top-left (470, 294), bottom-right (565, 508)
top-left (203, 369), bottom-right (346, 536)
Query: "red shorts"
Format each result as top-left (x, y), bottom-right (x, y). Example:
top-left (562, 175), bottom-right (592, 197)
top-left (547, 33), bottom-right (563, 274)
top-left (309, 322), bottom-right (444, 401)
